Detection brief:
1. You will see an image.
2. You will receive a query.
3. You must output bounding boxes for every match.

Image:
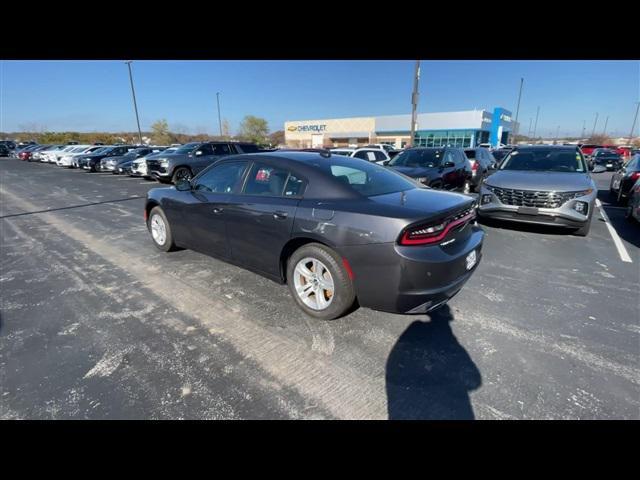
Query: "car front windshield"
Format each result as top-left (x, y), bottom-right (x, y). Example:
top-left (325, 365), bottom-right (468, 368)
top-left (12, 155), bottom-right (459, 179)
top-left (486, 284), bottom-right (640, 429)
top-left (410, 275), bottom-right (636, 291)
top-left (317, 157), bottom-right (417, 197)
top-left (501, 149), bottom-right (585, 172)
top-left (388, 149), bottom-right (443, 168)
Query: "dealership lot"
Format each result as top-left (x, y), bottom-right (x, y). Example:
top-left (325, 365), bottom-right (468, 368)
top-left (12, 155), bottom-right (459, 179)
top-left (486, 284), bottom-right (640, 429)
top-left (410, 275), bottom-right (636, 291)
top-left (0, 159), bottom-right (638, 419)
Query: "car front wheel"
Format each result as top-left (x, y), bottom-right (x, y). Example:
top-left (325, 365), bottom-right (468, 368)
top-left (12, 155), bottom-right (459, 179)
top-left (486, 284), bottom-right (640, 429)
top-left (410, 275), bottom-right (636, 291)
top-left (147, 207), bottom-right (177, 252)
top-left (287, 243), bottom-right (356, 320)
top-left (172, 167), bottom-right (192, 184)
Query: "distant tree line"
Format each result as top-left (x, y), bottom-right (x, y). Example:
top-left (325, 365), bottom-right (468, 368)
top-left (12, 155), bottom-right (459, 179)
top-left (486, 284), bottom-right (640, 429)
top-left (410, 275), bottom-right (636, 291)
top-left (3, 115), bottom-right (287, 148)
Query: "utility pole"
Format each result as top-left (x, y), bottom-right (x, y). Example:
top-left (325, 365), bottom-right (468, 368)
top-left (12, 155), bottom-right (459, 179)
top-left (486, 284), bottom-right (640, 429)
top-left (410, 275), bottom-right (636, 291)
top-left (591, 112), bottom-right (599, 138)
top-left (602, 115), bottom-right (609, 136)
top-left (532, 106), bottom-right (540, 143)
top-left (124, 60), bottom-right (143, 145)
top-left (409, 60), bottom-right (420, 147)
top-left (512, 77), bottom-right (524, 144)
top-left (629, 102), bottom-right (640, 145)
top-left (216, 92), bottom-right (223, 137)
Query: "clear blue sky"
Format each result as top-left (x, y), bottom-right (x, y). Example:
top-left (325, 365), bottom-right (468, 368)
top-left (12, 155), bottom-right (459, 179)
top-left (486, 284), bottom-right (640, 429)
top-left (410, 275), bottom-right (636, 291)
top-left (1, 60), bottom-right (638, 137)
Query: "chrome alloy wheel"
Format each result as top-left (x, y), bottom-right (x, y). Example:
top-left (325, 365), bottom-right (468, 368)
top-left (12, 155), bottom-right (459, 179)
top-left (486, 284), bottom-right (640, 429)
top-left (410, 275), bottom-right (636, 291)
top-left (293, 257), bottom-right (335, 310)
top-left (150, 214), bottom-right (167, 245)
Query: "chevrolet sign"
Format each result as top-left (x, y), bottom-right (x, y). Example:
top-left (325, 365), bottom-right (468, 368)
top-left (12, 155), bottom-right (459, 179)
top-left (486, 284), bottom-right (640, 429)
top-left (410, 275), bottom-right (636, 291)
top-left (286, 124), bottom-right (327, 132)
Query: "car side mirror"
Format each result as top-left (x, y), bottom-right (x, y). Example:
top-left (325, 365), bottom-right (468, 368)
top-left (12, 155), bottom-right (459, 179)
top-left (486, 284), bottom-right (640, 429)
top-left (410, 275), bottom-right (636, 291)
top-left (592, 165), bottom-right (606, 174)
top-left (444, 161), bottom-right (455, 168)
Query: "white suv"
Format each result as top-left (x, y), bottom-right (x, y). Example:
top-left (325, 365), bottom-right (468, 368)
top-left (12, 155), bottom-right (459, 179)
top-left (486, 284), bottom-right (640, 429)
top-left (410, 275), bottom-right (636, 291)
top-left (330, 147), bottom-right (390, 164)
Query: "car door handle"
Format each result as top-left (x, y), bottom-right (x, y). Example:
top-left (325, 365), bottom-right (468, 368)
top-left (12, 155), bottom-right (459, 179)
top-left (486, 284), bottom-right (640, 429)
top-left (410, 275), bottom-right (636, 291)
top-left (212, 207), bottom-right (223, 215)
top-left (273, 211), bottom-right (288, 220)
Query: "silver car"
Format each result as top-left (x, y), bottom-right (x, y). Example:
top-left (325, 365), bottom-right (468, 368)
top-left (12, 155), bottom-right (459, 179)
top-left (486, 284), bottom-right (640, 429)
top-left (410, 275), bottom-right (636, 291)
top-left (478, 145), bottom-right (598, 236)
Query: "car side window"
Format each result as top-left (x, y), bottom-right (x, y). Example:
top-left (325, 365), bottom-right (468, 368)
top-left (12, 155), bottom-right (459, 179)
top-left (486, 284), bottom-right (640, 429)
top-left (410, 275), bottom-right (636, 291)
top-left (242, 162), bottom-right (304, 197)
top-left (197, 144), bottom-right (214, 156)
top-left (443, 151), bottom-right (456, 166)
top-left (373, 151), bottom-right (387, 161)
top-left (212, 144), bottom-right (232, 155)
top-left (353, 150), bottom-right (370, 160)
top-left (193, 161), bottom-right (248, 194)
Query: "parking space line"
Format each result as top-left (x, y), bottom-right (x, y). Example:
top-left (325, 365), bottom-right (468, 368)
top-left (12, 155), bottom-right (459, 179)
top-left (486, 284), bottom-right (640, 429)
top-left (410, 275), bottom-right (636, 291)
top-left (596, 199), bottom-right (632, 263)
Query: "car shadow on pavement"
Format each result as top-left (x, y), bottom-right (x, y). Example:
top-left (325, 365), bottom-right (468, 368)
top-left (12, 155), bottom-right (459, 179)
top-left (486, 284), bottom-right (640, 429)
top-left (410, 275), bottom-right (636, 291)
top-left (385, 305), bottom-right (482, 420)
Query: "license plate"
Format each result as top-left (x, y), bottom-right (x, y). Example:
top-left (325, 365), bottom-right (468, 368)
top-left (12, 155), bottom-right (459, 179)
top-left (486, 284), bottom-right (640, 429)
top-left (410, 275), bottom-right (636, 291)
top-left (517, 206), bottom-right (539, 215)
top-left (606, 164), bottom-right (613, 168)
top-left (466, 250), bottom-right (477, 271)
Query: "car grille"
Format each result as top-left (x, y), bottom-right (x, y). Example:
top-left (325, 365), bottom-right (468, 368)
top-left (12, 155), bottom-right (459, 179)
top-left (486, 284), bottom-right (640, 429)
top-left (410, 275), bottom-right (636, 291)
top-left (147, 160), bottom-right (160, 170)
top-left (486, 186), bottom-right (587, 208)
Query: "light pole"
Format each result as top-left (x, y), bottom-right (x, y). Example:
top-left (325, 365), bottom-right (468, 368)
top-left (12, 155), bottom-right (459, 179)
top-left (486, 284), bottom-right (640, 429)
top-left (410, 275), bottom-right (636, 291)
top-left (591, 112), bottom-right (599, 138)
top-left (581, 120), bottom-right (586, 139)
top-left (409, 60), bottom-right (420, 147)
top-left (512, 77), bottom-right (524, 144)
top-left (532, 106), bottom-right (540, 143)
top-left (602, 116), bottom-right (609, 136)
top-left (216, 92), bottom-right (223, 138)
top-left (629, 102), bottom-right (640, 145)
top-left (527, 118), bottom-right (532, 138)
top-left (124, 60), bottom-right (143, 145)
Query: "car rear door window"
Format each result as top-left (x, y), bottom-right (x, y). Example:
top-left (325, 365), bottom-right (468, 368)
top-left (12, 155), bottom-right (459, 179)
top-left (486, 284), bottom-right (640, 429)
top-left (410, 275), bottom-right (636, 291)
top-left (193, 161), bottom-right (248, 193)
top-left (242, 163), bottom-right (305, 197)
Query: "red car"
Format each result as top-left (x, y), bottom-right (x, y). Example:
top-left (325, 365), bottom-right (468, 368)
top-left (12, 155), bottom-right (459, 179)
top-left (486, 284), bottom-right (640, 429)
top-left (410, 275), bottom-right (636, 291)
top-left (579, 144), bottom-right (603, 157)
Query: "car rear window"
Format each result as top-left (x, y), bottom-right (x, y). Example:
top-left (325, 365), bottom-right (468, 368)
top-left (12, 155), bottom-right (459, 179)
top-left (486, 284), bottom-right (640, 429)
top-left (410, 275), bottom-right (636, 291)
top-left (318, 157), bottom-right (416, 197)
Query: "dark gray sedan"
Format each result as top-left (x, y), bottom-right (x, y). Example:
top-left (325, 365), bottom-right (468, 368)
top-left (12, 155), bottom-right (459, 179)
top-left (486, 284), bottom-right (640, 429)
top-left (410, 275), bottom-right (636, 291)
top-left (145, 151), bottom-right (484, 320)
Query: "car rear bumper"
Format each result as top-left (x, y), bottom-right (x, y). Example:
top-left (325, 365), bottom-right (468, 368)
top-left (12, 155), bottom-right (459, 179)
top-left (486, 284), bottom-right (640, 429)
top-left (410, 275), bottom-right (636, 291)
top-left (340, 225), bottom-right (484, 314)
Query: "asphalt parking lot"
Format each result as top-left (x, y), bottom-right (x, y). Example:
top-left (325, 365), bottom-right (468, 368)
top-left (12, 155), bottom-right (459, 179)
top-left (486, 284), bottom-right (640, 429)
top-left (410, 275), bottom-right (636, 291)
top-left (1, 158), bottom-right (638, 419)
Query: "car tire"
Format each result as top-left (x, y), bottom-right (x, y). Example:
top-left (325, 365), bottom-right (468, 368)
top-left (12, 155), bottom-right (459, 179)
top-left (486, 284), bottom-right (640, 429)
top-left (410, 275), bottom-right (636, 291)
top-left (573, 216), bottom-right (592, 237)
top-left (172, 167), bottom-right (193, 184)
top-left (617, 186), bottom-right (627, 206)
top-left (286, 243), bottom-right (356, 320)
top-left (624, 203), bottom-right (633, 221)
top-left (147, 206), bottom-right (177, 252)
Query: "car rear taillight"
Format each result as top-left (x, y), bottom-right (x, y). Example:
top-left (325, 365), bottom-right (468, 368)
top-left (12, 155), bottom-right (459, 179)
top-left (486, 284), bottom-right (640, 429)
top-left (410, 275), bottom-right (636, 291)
top-left (470, 160), bottom-right (478, 171)
top-left (399, 208), bottom-right (476, 246)
top-left (630, 172), bottom-right (640, 182)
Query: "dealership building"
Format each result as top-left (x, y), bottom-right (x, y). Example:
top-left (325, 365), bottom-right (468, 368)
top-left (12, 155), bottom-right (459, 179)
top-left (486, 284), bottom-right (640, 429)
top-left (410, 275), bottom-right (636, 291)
top-left (284, 107), bottom-right (515, 149)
